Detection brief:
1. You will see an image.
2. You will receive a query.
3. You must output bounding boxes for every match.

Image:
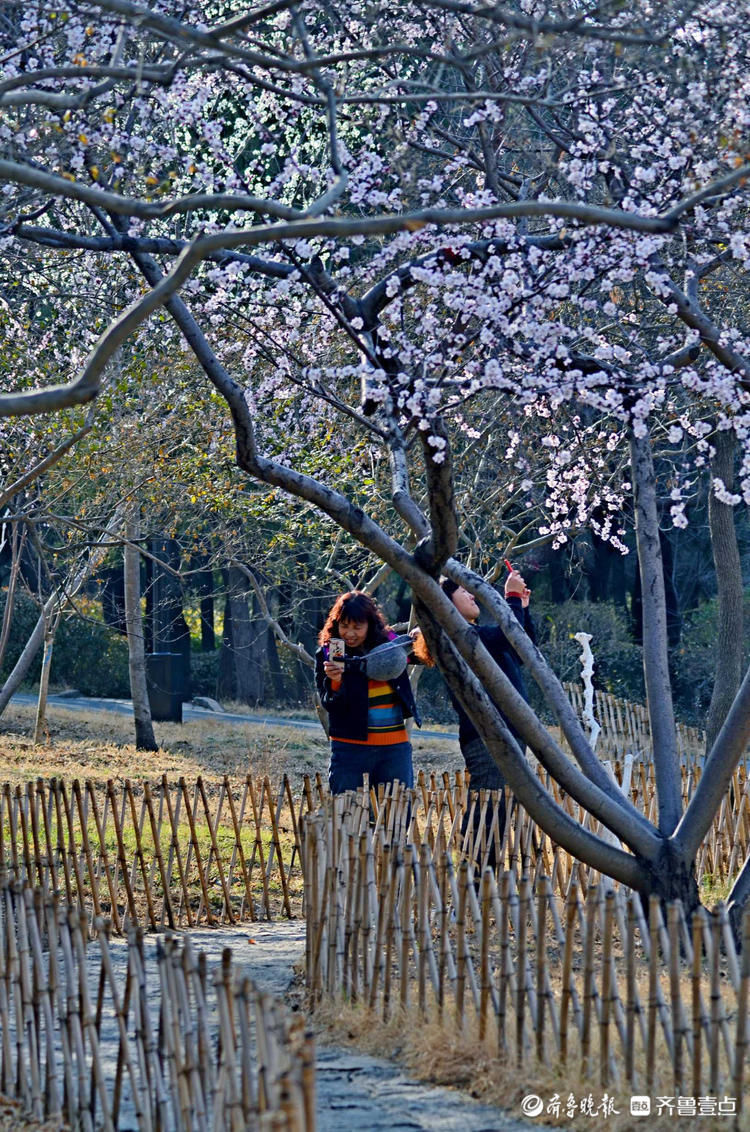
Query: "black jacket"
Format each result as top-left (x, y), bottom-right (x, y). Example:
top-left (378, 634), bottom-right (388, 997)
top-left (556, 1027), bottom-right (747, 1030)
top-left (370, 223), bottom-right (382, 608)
top-left (315, 644), bottom-right (421, 742)
top-left (449, 595), bottom-right (535, 750)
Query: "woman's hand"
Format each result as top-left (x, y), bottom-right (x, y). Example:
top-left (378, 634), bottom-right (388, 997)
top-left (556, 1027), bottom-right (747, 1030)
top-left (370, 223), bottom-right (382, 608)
top-left (505, 569), bottom-right (531, 608)
top-left (323, 659), bottom-right (345, 682)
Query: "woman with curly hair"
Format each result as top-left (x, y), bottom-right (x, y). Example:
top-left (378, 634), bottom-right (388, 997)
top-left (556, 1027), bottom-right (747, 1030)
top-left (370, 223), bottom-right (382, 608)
top-left (316, 590), bottom-right (425, 794)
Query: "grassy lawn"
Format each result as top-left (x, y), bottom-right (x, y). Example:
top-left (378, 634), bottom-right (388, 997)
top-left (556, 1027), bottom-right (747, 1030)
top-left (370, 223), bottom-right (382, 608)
top-left (0, 700), bottom-right (462, 789)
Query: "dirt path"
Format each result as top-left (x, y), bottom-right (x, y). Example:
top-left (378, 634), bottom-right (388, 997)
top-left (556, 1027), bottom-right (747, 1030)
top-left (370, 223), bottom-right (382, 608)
top-left (110, 921), bottom-right (532, 1132)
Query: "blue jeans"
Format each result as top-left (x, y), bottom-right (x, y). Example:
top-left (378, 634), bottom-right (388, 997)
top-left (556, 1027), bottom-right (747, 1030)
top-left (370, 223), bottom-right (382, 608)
top-left (329, 740), bottom-right (413, 795)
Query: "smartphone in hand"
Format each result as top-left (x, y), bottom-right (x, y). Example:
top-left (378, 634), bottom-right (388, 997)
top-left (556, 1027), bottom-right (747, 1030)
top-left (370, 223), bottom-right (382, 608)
top-left (328, 637), bottom-right (345, 661)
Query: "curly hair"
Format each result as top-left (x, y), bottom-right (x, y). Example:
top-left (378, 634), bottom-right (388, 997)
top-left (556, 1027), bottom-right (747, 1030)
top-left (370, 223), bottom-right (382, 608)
top-left (318, 591), bottom-right (391, 649)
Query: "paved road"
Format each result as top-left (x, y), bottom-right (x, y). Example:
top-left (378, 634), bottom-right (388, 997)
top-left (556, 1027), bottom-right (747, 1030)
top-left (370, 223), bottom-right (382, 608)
top-left (101, 921), bottom-right (532, 1132)
top-left (10, 691), bottom-right (460, 743)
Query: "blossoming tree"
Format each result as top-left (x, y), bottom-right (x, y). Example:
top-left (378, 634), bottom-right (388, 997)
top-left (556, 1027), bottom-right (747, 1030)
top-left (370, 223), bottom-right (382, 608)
top-left (2, 0), bottom-right (750, 913)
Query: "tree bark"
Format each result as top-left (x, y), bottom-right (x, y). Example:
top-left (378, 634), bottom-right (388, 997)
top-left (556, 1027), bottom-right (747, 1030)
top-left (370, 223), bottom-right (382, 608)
top-left (705, 428), bottom-right (743, 753)
top-left (228, 565), bottom-right (255, 704)
top-left (33, 611), bottom-right (59, 745)
top-left (124, 508), bottom-right (157, 752)
top-left (629, 429), bottom-right (681, 836)
top-left (0, 524), bottom-right (25, 672)
top-left (217, 585), bottom-right (236, 700)
top-left (198, 564), bottom-right (215, 651)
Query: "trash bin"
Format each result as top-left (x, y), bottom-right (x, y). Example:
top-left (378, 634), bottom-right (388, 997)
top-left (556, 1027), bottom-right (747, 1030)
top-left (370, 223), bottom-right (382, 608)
top-left (146, 652), bottom-right (183, 723)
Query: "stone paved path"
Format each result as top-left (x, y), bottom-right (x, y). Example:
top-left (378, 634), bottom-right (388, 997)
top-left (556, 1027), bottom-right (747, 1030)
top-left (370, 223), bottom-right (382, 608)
top-left (127, 920), bottom-right (534, 1132)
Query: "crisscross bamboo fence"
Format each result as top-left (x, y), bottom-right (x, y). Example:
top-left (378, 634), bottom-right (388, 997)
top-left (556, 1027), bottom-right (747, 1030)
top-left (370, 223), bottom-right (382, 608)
top-left (0, 750), bottom-right (747, 933)
top-left (563, 684), bottom-right (709, 769)
top-left (303, 790), bottom-right (750, 1112)
top-left (0, 871), bottom-right (314, 1130)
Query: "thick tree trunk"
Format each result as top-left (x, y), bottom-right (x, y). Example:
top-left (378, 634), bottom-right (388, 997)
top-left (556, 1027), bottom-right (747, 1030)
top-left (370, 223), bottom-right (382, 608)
top-left (228, 565), bottom-right (255, 704)
top-left (629, 429), bottom-right (681, 836)
top-left (0, 525), bottom-right (24, 672)
top-left (705, 429), bottom-right (743, 753)
top-left (198, 565), bottom-right (215, 651)
top-left (248, 597), bottom-right (267, 703)
top-left (217, 588), bottom-right (236, 700)
top-left (151, 535), bottom-right (191, 701)
top-left (124, 509), bottom-right (157, 752)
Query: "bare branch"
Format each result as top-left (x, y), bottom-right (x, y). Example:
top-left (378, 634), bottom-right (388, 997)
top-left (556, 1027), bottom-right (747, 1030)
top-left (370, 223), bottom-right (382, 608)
top-left (0, 410), bottom-right (95, 507)
top-left (232, 562), bottom-right (314, 667)
top-left (0, 234), bottom-right (218, 417)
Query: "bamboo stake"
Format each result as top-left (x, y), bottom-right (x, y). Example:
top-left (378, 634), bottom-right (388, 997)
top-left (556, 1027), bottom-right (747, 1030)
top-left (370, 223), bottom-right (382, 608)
top-left (382, 845), bottom-right (399, 1022)
top-left (247, 777), bottom-right (272, 921)
top-left (179, 776), bottom-right (216, 926)
top-left (709, 910), bottom-right (721, 1094)
top-left (143, 782), bottom-right (176, 931)
top-left (15, 882), bottom-right (43, 1120)
top-left (733, 906), bottom-right (750, 1117)
top-left (400, 844), bottom-right (413, 1011)
top-left (27, 889), bottom-right (61, 1119)
top-left (71, 780), bottom-right (102, 924)
top-left (86, 783), bottom-right (121, 934)
top-left (264, 777), bottom-right (293, 919)
top-left (646, 895), bottom-right (660, 1091)
top-left (223, 776), bottom-right (257, 923)
top-left (600, 889), bottom-right (614, 1087)
top-left (516, 871), bottom-right (530, 1067)
top-left (582, 882), bottom-right (598, 1080)
top-left (162, 776), bottom-right (194, 929)
top-left (157, 939), bottom-right (189, 1132)
top-left (369, 841), bottom-right (391, 1010)
top-left (70, 911), bottom-right (114, 1132)
top-left (691, 907), bottom-right (705, 1100)
top-left (197, 776), bottom-right (236, 924)
top-left (667, 901), bottom-right (685, 1097)
top-left (105, 780), bottom-right (138, 928)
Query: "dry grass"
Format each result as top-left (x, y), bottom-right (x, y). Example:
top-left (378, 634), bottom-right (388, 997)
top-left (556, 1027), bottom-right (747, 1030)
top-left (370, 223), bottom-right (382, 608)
top-left (0, 700), bottom-right (462, 788)
top-left (312, 998), bottom-right (749, 1131)
top-left (0, 1097), bottom-right (67, 1131)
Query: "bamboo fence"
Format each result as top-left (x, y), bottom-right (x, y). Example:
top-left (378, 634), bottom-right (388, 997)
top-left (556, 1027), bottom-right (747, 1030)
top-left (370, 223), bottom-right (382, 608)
top-left (563, 683), bottom-right (710, 770)
top-left (0, 748), bottom-right (747, 933)
top-left (0, 870), bottom-right (314, 1131)
top-left (303, 790), bottom-right (750, 1112)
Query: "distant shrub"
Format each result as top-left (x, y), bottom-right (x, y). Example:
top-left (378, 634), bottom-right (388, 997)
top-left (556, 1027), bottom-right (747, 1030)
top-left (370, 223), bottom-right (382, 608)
top-left (532, 599), bottom-right (645, 704)
top-left (54, 616), bottom-right (130, 697)
top-left (670, 594), bottom-right (750, 727)
top-left (1, 592), bottom-right (129, 697)
top-left (190, 649), bottom-right (220, 697)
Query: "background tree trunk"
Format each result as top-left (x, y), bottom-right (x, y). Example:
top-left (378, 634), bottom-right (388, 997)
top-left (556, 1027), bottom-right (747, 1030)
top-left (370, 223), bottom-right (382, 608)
top-left (705, 429), bottom-right (744, 753)
top-left (198, 562), bottom-right (215, 651)
top-left (0, 524), bottom-right (25, 672)
top-left (227, 565), bottom-right (255, 704)
top-left (124, 508), bottom-right (157, 752)
top-left (33, 611), bottom-right (60, 744)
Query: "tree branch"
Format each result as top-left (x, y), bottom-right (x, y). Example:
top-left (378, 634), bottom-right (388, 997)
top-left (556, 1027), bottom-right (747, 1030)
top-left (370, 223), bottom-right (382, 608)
top-left (629, 427), bottom-right (682, 836)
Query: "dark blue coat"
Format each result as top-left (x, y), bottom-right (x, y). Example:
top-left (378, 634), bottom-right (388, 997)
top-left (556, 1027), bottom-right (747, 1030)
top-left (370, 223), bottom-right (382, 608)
top-left (449, 595), bottom-right (534, 750)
